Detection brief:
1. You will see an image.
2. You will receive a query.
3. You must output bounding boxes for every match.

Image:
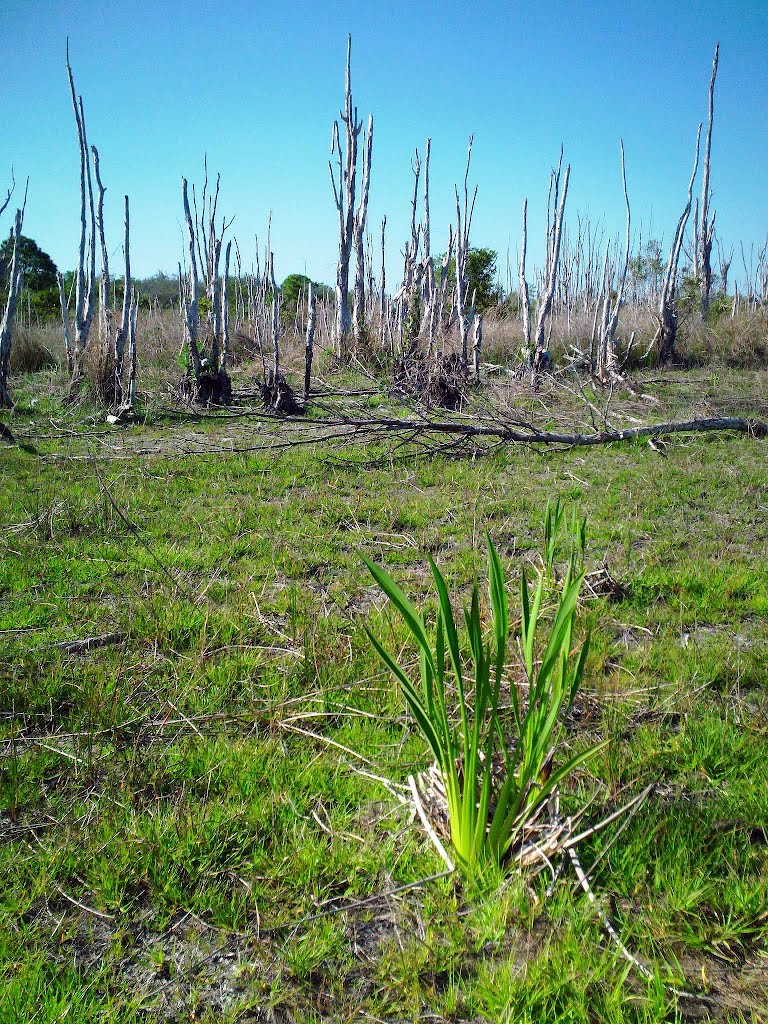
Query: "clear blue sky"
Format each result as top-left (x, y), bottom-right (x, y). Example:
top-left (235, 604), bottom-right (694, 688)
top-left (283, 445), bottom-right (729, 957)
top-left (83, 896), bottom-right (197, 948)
top-left (3, 0), bottom-right (767, 289)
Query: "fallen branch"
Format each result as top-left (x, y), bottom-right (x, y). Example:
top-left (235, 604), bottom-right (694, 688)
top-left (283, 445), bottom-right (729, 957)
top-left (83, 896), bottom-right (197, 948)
top-left (316, 413), bottom-right (768, 447)
top-left (53, 631), bottom-right (126, 654)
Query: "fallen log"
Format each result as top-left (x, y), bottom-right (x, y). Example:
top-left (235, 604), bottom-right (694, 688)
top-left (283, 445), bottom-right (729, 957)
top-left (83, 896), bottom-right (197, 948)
top-left (326, 414), bottom-right (768, 446)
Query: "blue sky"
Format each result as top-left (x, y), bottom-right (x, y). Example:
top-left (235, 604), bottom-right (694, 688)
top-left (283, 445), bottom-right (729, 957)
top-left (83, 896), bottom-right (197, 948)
top-left (3, 0), bottom-right (767, 288)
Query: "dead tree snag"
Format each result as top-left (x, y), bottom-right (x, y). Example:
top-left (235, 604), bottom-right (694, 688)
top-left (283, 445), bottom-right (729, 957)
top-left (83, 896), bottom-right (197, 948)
top-left (0, 197), bottom-right (27, 408)
top-left (455, 136), bottom-right (477, 372)
top-left (180, 169), bottom-right (233, 405)
top-left (699, 42), bottom-right (719, 319)
top-left (655, 126), bottom-right (701, 366)
top-left (330, 35), bottom-right (370, 360)
top-left (352, 114), bottom-right (373, 347)
top-left (596, 141), bottom-right (630, 382)
top-left (533, 151), bottom-right (570, 375)
top-left (519, 198), bottom-right (532, 355)
top-left (65, 44), bottom-right (97, 384)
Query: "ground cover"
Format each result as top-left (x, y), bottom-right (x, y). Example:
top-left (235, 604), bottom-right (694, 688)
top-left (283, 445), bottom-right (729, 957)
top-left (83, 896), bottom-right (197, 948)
top-left (1, 367), bottom-right (767, 1022)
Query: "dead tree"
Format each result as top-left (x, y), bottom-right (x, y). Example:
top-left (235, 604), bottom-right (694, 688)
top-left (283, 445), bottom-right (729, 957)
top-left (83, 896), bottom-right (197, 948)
top-left (532, 151), bottom-right (570, 374)
top-left (330, 35), bottom-right (368, 359)
top-left (519, 198), bottom-right (531, 354)
top-left (65, 45), bottom-right (97, 384)
top-left (91, 145), bottom-right (138, 409)
top-left (437, 225), bottom-right (455, 341)
top-left (716, 238), bottom-right (732, 297)
top-left (304, 282), bottom-right (315, 402)
top-left (455, 135), bottom-right (477, 372)
top-left (395, 147), bottom-right (423, 349)
top-left (472, 312), bottom-right (483, 381)
top-left (379, 216), bottom-right (388, 350)
top-left (0, 194), bottom-right (27, 408)
top-left (421, 139), bottom-right (439, 354)
top-left (596, 141), bottom-right (630, 382)
top-left (115, 196), bottom-right (139, 412)
top-left (180, 168), bottom-right (233, 404)
top-left (655, 126), bottom-right (701, 366)
top-left (699, 43), bottom-right (720, 319)
top-left (352, 114), bottom-right (373, 347)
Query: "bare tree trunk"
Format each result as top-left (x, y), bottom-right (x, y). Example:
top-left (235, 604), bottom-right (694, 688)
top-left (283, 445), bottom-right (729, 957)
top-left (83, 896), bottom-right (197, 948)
top-left (437, 225), bottom-right (455, 342)
top-left (125, 287), bottom-right (138, 411)
top-left (114, 195), bottom-right (132, 405)
top-left (519, 198), bottom-right (531, 352)
top-left (699, 42), bottom-right (719, 320)
top-left (533, 157), bottom-right (570, 375)
top-left (270, 254), bottom-right (280, 384)
top-left (330, 35), bottom-right (364, 360)
top-left (91, 145), bottom-right (113, 366)
top-left (472, 313), bottom-right (483, 381)
top-left (181, 177), bottom-right (202, 379)
top-left (220, 240), bottom-right (232, 374)
top-left (66, 44), bottom-right (96, 378)
top-left (0, 205), bottom-right (25, 408)
top-left (379, 216), bottom-right (387, 350)
top-left (597, 141), bottom-right (630, 381)
top-left (304, 282), bottom-right (315, 402)
top-left (58, 272), bottom-right (73, 370)
top-left (655, 125), bottom-right (702, 365)
top-left (455, 136), bottom-right (477, 372)
top-left (352, 114), bottom-right (373, 347)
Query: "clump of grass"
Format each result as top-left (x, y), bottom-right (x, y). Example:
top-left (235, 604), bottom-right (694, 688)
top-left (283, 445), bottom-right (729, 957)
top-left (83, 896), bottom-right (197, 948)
top-left (363, 509), bottom-right (605, 875)
top-left (9, 326), bottom-right (58, 373)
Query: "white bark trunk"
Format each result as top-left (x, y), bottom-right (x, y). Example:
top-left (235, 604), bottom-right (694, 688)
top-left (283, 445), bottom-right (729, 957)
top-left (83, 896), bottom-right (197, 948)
top-left (0, 205), bottom-right (24, 407)
top-left (699, 42), bottom-right (719, 319)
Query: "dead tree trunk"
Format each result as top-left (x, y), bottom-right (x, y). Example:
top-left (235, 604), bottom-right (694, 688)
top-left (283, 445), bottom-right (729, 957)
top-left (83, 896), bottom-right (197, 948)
top-left (330, 35), bottom-right (364, 360)
top-left (519, 198), bottom-right (531, 354)
top-left (655, 126), bottom-right (702, 366)
top-left (421, 139), bottom-right (438, 353)
top-left (532, 153), bottom-right (570, 375)
top-left (181, 177), bottom-right (203, 381)
top-left (455, 136), bottom-right (477, 373)
top-left (114, 195), bottom-right (133, 406)
top-left (304, 282), bottom-right (315, 403)
top-left (379, 216), bottom-right (387, 351)
top-left (180, 169), bottom-right (233, 404)
top-left (91, 145), bottom-right (113, 374)
top-left (219, 240), bottom-right (232, 375)
top-left (66, 45), bottom-right (96, 384)
top-left (0, 203), bottom-right (25, 408)
top-left (472, 313), bottom-right (483, 381)
top-left (699, 42), bottom-right (719, 320)
top-left (596, 141), bottom-right (630, 382)
top-left (352, 114), bottom-right (373, 347)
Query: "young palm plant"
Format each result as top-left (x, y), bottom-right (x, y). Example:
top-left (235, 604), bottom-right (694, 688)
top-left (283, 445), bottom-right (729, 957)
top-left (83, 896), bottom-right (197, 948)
top-left (363, 524), bottom-right (605, 876)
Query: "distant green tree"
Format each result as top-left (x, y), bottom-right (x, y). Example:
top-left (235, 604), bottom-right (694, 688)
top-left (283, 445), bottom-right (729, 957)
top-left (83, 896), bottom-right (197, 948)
top-left (628, 240), bottom-right (664, 301)
top-left (280, 274), bottom-right (334, 327)
top-left (0, 234), bottom-right (58, 291)
top-left (136, 271), bottom-right (180, 309)
top-left (434, 247), bottom-right (501, 314)
top-left (281, 273), bottom-right (312, 310)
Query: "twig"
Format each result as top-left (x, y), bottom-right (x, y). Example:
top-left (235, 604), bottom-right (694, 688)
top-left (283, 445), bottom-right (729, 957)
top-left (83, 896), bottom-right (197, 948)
top-left (568, 845), bottom-right (713, 1003)
top-left (408, 774), bottom-right (455, 872)
top-left (52, 883), bottom-right (115, 921)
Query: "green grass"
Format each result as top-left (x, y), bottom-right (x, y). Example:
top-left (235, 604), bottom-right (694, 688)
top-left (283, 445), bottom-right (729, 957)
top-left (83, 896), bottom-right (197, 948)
top-left (1, 366), bottom-right (767, 1021)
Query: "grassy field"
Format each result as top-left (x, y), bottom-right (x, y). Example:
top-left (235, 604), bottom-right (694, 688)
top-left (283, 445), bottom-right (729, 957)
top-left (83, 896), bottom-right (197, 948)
top-left (1, 364), bottom-right (767, 1022)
